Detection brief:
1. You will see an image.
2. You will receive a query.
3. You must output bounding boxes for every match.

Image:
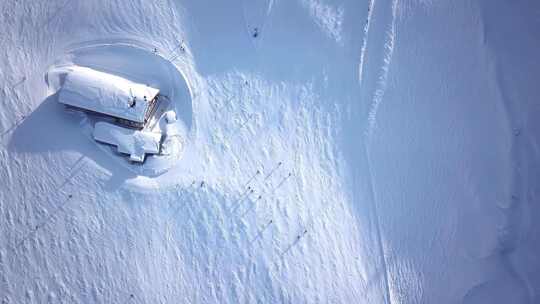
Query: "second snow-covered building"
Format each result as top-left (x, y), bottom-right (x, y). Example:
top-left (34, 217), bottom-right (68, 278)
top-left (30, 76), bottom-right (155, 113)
top-left (93, 122), bottom-right (162, 163)
top-left (58, 66), bottom-right (160, 129)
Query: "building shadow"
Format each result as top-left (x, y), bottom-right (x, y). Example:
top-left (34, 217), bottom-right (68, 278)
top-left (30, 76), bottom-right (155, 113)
top-left (8, 93), bottom-right (137, 190)
top-left (8, 93), bottom-right (85, 153)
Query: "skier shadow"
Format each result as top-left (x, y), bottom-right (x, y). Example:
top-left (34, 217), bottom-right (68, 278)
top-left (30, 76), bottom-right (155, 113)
top-left (7, 93), bottom-right (137, 190)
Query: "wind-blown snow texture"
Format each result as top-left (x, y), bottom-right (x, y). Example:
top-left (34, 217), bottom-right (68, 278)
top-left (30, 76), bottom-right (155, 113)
top-left (1, 0), bottom-right (539, 303)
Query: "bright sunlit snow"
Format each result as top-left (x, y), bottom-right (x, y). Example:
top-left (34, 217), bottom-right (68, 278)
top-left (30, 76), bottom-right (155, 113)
top-left (57, 66), bottom-right (160, 125)
top-left (1, 0), bottom-right (539, 303)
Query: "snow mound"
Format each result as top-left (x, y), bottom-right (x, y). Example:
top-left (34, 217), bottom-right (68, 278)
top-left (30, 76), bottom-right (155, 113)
top-left (46, 42), bottom-right (193, 177)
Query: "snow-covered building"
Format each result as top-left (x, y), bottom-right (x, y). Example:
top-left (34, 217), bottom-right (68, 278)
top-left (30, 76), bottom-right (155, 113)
top-left (58, 66), bottom-right (160, 129)
top-left (93, 122), bottom-right (162, 163)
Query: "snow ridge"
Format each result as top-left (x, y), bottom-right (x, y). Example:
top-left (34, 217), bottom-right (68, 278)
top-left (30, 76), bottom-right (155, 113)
top-left (300, 0), bottom-right (345, 44)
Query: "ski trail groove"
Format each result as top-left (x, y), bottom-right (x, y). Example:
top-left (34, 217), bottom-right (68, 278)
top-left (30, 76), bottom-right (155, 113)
top-left (366, 150), bottom-right (392, 304)
top-left (366, 0), bottom-right (398, 142)
top-left (241, 0), bottom-right (275, 52)
top-left (359, 0), bottom-right (399, 302)
top-left (358, 0), bottom-right (375, 85)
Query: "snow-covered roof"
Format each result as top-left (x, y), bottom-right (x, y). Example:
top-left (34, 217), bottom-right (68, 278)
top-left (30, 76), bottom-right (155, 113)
top-left (93, 122), bottom-right (162, 162)
top-left (58, 66), bottom-right (159, 123)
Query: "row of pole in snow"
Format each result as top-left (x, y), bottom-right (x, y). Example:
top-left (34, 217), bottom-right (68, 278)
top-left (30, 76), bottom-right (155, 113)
top-left (173, 161), bottom-right (304, 256)
top-left (214, 89), bottom-right (308, 254)
top-left (156, 30), bottom-right (304, 259)
top-left (230, 161), bottom-right (309, 256)
top-left (12, 156), bottom-right (89, 250)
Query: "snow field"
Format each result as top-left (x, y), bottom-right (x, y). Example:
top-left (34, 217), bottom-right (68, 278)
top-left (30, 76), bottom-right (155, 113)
top-left (0, 0), bottom-right (539, 303)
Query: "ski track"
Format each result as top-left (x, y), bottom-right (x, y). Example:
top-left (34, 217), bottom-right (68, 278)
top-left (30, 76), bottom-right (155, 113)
top-left (358, 0), bottom-right (375, 85)
top-left (240, 0), bottom-right (275, 53)
top-left (358, 0), bottom-right (398, 303)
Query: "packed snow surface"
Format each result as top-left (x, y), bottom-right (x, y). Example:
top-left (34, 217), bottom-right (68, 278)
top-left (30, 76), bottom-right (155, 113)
top-left (1, 0), bottom-right (540, 303)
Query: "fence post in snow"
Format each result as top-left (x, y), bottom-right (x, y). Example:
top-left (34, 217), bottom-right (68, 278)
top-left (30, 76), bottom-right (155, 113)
top-left (280, 228), bottom-right (308, 257)
top-left (241, 186), bottom-right (252, 197)
top-left (168, 40), bottom-right (186, 62)
top-left (123, 294), bottom-right (135, 303)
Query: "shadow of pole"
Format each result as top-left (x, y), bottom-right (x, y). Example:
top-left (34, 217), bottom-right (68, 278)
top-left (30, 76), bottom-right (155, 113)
top-left (249, 219), bottom-right (273, 244)
top-left (0, 115), bottom-right (26, 139)
top-left (280, 229), bottom-right (308, 258)
top-left (230, 188), bottom-right (254, 213)
top-left (243, 169), bottom-right (261, 188)
top-left (14, 193), bottom-right (75, 249)
top-left (10, 76), bottom-right (26, 90)
top-left (239, 195), bottom-right (263, 217)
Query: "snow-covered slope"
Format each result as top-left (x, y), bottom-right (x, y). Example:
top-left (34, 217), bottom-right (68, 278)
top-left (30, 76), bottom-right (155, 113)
top-left (1, 0), bottom-right (539, 303)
